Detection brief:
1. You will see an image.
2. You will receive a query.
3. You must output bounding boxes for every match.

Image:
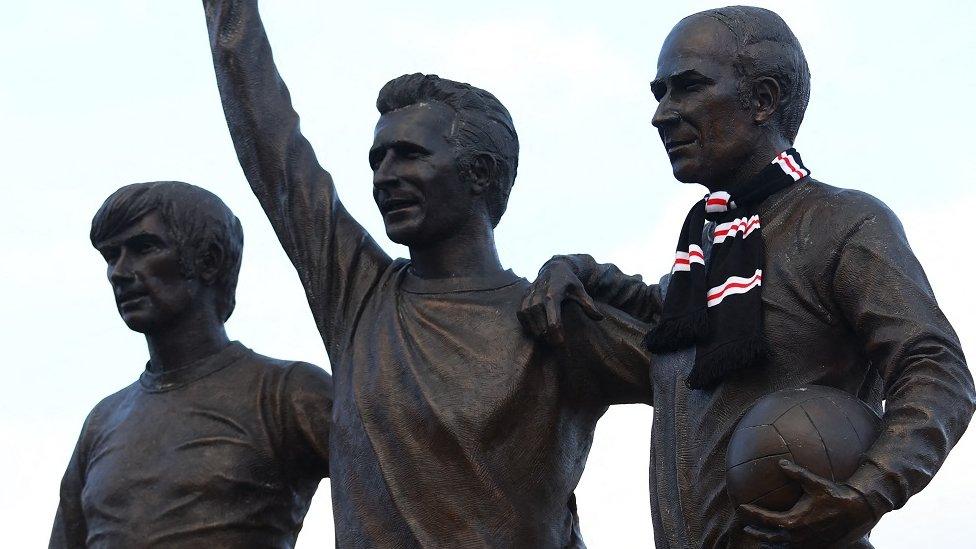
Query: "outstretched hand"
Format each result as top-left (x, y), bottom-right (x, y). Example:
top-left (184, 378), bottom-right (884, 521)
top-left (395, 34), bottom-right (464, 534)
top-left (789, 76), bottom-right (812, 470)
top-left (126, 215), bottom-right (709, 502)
top-left (738, 459), bottom-right (877, 548)
top-left (517, 259), bottom-right (603, 346)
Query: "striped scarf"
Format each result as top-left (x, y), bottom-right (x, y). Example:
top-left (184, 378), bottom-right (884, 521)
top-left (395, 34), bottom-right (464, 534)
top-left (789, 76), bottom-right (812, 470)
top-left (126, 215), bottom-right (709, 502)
top-left (646, 149), bottom-right (810, 389)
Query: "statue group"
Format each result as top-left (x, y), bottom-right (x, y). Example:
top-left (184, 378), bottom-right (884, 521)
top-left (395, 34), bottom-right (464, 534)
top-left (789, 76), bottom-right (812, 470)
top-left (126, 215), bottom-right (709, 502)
top-left (49, 2), bottom-right (975, 548)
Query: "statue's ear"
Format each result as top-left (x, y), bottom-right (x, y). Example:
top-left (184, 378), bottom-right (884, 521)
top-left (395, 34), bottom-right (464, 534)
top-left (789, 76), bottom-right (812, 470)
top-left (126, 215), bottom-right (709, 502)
top-left (466, 154), bottom-right (498, 195)
top-left (752, 76), bottom-right (782, 127)
top-left (197, 242), bottom-right (225, 286)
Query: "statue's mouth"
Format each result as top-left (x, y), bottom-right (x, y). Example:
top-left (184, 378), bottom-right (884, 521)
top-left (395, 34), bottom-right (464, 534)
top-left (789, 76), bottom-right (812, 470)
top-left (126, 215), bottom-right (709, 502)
top-left (380, 196), bottom-right (422, 216)
top-left (117, 292), bottom-right (149, 310)
top-left (665, 138), bottom-right (696, 153)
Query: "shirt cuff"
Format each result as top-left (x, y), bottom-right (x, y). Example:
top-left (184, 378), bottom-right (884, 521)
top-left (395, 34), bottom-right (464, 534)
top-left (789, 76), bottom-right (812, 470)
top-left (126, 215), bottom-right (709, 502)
top-left (844, 459), bottom-right (899, 520)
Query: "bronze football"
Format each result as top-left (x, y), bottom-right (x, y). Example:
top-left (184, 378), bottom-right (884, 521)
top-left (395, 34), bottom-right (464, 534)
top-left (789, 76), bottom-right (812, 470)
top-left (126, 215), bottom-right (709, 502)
top-left (726, 385), bottom-right (882, 511)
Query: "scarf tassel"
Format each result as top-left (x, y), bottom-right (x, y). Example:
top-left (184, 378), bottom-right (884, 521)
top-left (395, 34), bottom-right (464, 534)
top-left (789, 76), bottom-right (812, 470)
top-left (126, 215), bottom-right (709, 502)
top-left (644, 310), bottom-right (710, 353)
top-left (686, 336), bottom-right (766, 390)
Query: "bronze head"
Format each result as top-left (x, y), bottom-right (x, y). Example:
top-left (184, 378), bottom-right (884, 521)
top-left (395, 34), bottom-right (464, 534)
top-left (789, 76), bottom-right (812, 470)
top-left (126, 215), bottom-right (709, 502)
top-left (651, 6), bottom-right (810, 190)
top-left (371, 74), bottom-right (519, 246)
top-left (90, 181), bottom-right (243, 332)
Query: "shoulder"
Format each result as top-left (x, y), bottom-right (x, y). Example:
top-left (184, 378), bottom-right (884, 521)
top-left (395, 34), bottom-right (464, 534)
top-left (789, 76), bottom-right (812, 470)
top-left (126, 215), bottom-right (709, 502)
top-left (90, 381), bottom-right (139, 417)
top-left (779, 179), bottom-right (906, 243)
top-left (80, 381), bottom-right (140, 440)
top-left (798, 180), bottom-right (902, 225)
top-left (282, 361), bottom-right (333, 395)
top-left (94, 378), bottom-right (139, 404)
top-left (239, 346), bottom-right (333, 396)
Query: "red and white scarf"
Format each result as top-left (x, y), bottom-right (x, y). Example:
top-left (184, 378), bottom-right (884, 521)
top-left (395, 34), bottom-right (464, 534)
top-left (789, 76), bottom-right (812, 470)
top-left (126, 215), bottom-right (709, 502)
top-left (646, 149), bottom-right (810, 389)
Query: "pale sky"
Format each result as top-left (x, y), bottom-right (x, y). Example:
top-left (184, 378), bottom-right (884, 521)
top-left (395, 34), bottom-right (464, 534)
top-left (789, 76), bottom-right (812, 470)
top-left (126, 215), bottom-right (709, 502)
top-left (2, 0), bottom-right (974, 546)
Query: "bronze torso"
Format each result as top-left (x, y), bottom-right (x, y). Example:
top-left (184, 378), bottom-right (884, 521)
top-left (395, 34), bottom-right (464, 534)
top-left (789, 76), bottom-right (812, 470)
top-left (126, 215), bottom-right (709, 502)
top-left (51, 343), bottom-right (332, 548)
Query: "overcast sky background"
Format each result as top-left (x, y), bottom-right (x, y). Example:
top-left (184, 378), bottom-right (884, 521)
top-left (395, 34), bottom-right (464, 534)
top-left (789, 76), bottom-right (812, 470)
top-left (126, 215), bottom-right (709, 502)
top-left (2, 0), bottom-right (974, 546)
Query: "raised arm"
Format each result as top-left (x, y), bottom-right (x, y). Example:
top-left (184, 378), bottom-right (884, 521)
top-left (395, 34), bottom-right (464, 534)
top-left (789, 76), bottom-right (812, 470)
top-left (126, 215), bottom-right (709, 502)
top-left (203, 0), bottom-right (391, 354)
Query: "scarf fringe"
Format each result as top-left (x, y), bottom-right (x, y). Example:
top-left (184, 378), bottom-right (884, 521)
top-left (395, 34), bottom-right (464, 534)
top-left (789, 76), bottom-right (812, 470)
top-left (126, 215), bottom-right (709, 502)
top-left (686, 336), bottom-right (765, 390)
top-left (644, 311), bottom-right (709, 353)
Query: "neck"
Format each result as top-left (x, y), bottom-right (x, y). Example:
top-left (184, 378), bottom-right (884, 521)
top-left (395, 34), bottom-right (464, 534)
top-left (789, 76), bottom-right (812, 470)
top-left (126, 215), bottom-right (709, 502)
top-left (408, 223), bottom-right (504, 279)
top-left (145, 309), bottom-right (230, 373)
top-left (705, 136), bottom-right (792, 193)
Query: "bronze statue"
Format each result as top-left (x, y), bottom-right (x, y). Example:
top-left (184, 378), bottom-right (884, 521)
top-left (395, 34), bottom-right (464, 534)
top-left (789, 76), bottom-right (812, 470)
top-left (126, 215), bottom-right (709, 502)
top-left (203, 1), bottom-right (651, 547)
top-left (520, 6), bottom-right (976, 548)
top-left (49, 182), bottom-right (333, 548)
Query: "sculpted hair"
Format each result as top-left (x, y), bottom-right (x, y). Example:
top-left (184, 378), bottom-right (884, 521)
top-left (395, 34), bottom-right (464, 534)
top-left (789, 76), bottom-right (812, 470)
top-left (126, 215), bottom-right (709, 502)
top-left (376, 73), bottom-right (520, 227)
top-left (90, 181), bottom-right (244, 322)
top-left (695, 6), bottom-right (811, 143)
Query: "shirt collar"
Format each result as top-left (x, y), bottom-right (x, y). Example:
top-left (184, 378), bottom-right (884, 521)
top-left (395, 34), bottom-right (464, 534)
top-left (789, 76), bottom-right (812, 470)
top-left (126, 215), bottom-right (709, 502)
top-left (139, 341), bottom-right (248, 393)
top-left (400, 266), bottom-right (522, 294)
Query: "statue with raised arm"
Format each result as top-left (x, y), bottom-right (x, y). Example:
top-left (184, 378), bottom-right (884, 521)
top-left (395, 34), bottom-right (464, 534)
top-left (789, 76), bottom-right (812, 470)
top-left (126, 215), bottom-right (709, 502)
top-left (519, 6), bottom-right (975, 548)
top-left (203, 1), bottom-right (651, 547)
top-left (50, 182), bottom-right (332, 548)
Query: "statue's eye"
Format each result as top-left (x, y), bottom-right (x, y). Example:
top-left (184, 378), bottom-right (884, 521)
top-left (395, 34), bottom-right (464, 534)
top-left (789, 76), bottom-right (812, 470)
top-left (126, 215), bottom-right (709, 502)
top-left (395, 144), bottom-right (428, 160)
top-left (137, 241), bottom-right (158, 254)
top-left (130, 235), bottom-right (162, 255)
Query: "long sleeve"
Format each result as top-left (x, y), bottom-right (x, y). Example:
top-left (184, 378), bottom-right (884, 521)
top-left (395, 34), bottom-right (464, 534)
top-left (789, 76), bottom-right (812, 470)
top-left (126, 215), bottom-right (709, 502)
top-left (49, 420), bottom-right (91, 549)
top-left (203, 0), bottom-right (391, 356)
top-left (548, 254), bottom-right (663, 324)
top-left (834, 199), bottom-right (976, 518)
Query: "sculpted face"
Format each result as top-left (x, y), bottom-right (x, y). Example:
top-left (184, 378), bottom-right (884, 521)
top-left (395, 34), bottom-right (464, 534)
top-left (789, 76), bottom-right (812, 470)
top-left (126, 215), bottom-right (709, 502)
top-left (651, 16), bottom-right (762, 186)
top-left (95, 212), bottom-right (200, 334)
top-left (370, 102), bottom-right (475, 247)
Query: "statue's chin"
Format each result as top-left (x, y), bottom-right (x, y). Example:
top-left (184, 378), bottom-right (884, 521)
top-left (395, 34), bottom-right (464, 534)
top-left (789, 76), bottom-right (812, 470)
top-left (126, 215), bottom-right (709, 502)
top-left (384, 225), bottom-right (422, 247)
top-left (121, 314), bottom-right (153, 334)
top-left (666, 153), bottom-right (704, 183)
top-left (670, 166), bottom-right (703, 185)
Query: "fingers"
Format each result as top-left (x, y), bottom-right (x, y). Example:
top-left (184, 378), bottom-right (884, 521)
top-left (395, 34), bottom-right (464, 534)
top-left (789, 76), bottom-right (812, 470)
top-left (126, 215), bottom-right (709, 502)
top-left (518, 269), bottom-right (601, 346)
top-left (517, 288), bottom-right (549, 339)
top-left (519, 305), bottom-right (549, 341)
top-left (568, 285), bottom-right (604, 321)
top-left (778, 459), bottom-right (832, 494)
top-left (738, 504), bottom-right (792, 530)
top-left (543, 297), bottom-right (565, 346)
top-left (743, 525), bottom-right (791, 545)
top-left (518, 287), bottom-right (564, 345)
top-left (516, 296), bottom-right (565, 346)
top-left (518, 289), bottom-right (538, 333)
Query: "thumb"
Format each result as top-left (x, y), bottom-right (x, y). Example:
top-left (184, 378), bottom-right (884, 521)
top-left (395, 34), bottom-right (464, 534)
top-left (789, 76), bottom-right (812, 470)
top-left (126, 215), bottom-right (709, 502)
top-left (569, 285), bottom-right (604, 321)
top-left (779, 459), bottom-right (831, 494)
